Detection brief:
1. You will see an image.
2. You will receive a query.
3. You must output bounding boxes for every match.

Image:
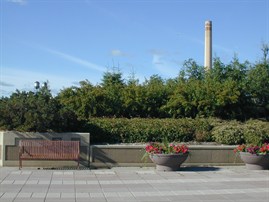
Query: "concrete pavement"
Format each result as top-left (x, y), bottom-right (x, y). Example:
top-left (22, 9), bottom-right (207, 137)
top-left (0, 166), bottom-right (268, 202)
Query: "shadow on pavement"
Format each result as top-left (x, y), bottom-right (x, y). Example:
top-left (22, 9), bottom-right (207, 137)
top-left (179, 166), bottom-right (221, 172)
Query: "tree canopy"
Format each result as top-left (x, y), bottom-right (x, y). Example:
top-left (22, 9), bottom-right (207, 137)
top-left (0, 52), bottom-right (268, 131)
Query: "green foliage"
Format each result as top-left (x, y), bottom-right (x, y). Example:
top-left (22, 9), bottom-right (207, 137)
top-left (142, 75), bottom-right (169, 117)
top-left (57, 80), bottom-right (97, 119)
top-left (88, 118), bottom-right (269, 145)
top-left (1, 46), bottom-right (269, 135)
top-left (243, 120), bottom-right (269, 145)
top-left (211, 121), bottom-right (244, 145)
top-left (88, 118), bottom-right (196, 144)
top-left (246, 62), bottom-right (269, 118)
top-left (193, 118), bottom-right (213, 142)
top-left (55, 52), bottom-right (269, 120)
top-left (0, 86), bottom-right (83, 132)
top-left (101, 71), bottom-right (125, 116)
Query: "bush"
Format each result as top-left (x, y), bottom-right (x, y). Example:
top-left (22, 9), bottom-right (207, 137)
top-left (88, 118), bottom-right (269, 144)
top-left (88, 118), bottom-right (196, 144)
top-left (212, 121), bottom-right (244, 145)
top-left (193, 118), bottom-right (214, 142)
top-left (243, 120), bottom-right (269, 145)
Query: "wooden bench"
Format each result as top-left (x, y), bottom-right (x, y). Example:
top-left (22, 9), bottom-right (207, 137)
top-left (19, 140), bottom-right (80, 169)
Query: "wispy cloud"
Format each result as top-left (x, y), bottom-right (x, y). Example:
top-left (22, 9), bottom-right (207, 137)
top-left (177, 32), bottom-right (234, 55)
top-left (150, 49), bottom-right (166, 56)
top-left (0, 81), bottom-right (14, 87)
top-left (151, 52), bottom-right (179, 77)
top-left (177, 32), bottom-right (204, 46)
top-left (6, 0), bottom-right (27, 5)
top-left (45, 48), bottom-right (106, 72)
top-left (1, 66), bottom-right (79, 96)
top-left (110, 49), bottom-right (130, 57)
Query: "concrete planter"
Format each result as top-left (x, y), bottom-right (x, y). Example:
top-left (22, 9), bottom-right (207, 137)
top-left (239, 152), bottom-right (269, 170)
top-left (150, 153), bottom-right (189, 171)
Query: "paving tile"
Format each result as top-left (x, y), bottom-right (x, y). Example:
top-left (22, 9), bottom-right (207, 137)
top-left (62, 181), bottom-right (75, 184)
top-left (46, 193), bottom-right (61, 198)
top-left (38, 180), bottom-right (51, 184)
top-left (16, 192), bottom-right (32, 198)
top-left (1, 180), bottom-right (14, 184)
top-left (1, 193), bottom-right (17, 198)
top-left (134, 196), bottom-right (170, 201)
top-left (45, 199), bottom-right (76, 202)
top-left (105, 197), bottom-right (138, 201)
top-left (25, 180), bottom-right (39, 184)
top-left (0, 184), bottom-right (23, 191)
top-left (90, 193), bottom-right (105, 198)
top-left (13, 180), bottom-right (27, 185)
top-left (61, 193), bottom-right (76, 198)
top-left (118, 192), bottom-right (133, 197)
top-left (14, 199), bottom-right (44, 202)
top-left (75, 193), bottom-right (90, 198)
top-left (32, 193), bottom-right (47, 198)
top-left (77, 199), bottom-right (107, 202)
top-left (75, 180), bottom-right (87, 184)
top-left (51, 181), bottom-right (63, 184)
top-left (0, 167), bottom-right (269, 202)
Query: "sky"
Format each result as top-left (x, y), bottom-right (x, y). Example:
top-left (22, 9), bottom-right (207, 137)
top-left (1, 0), bottom-right (269, 97)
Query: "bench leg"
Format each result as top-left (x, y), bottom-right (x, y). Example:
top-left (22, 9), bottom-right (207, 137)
top-left (77, 160), bottom-right (79, 170)
top-left (19, 159), bottom-right (22, 170)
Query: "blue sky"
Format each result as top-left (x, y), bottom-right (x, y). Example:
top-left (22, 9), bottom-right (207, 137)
top-left (1, 0), bottom-right (269, 96)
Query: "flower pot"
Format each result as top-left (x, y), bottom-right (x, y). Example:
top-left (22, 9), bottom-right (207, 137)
top-left (150, 153), bottom-right (189, 171)
top-left (239, 152), bottom-right (269, 170)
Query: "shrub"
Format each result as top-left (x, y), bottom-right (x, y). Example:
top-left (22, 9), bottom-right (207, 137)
top-left (212, 121), bottom-right (244, 145)
top-left (243, 120), bottom-right (269, 145)
top-left (88, 118), bottom-right (269, 144)
top-left (193, 118), bottom-right (214, 142)
top-left (88, 118), bottom-right (196, 144)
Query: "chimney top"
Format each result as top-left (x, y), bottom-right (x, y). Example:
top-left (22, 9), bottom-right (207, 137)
top-left (205, 20), bottom-right (212, 25)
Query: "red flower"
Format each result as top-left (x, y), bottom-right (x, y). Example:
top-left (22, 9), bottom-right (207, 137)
top-left (234, 143), bottom-right (269, 155)
top-left (145, 142), bottom-right (189, 154)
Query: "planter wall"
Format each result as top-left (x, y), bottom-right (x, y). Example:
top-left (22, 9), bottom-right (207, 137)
top-left (90, 144), bottom-right (243, 168)
top-left (1, 131), bottom-right (243, 168)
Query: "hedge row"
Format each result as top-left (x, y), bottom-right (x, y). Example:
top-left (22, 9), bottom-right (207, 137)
top-left (88, 118), bottom-right (269, 145)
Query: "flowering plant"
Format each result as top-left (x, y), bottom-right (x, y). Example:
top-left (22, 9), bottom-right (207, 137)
top-left (234, 143), bottom-right (269, 155)
top-left (145, 142), bottom-right (189, 155)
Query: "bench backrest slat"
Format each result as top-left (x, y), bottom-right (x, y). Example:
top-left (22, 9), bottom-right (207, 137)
top-left (19, 140), bottom-right (80, 159)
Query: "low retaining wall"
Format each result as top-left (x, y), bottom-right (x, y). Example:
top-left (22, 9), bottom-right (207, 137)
top-left (90, 144), bottom-right (243, 168)
top-left (0, 131), bottom-right (243, 168)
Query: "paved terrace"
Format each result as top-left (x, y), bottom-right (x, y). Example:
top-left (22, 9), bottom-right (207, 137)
top-left (0, 166), bottom-right (268, 202)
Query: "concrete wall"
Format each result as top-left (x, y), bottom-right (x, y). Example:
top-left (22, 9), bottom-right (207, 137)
top-left (1, 131), bottom-right (243, 168)
top-left (90, 144), bottom-right (243, 168)
top-left (0, 131), bottom-right (90, 168)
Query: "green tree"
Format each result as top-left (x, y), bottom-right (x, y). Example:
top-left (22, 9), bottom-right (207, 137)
top-left (100, 71), bottom-right (125, 116)
top-left (143, 75), bottom-right (169, 117)
top-left (57, 80), bottom-right (95, 120)
top-left (122, 76), bottom-right (145, 117)
top-left (246, 62), bottom-right (269, 118)
top-left (0, 87), bottom-right (49, 131)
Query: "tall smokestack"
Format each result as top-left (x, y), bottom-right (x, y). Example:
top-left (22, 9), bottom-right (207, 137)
top-left (204, 20), bottom-right (212, 70)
